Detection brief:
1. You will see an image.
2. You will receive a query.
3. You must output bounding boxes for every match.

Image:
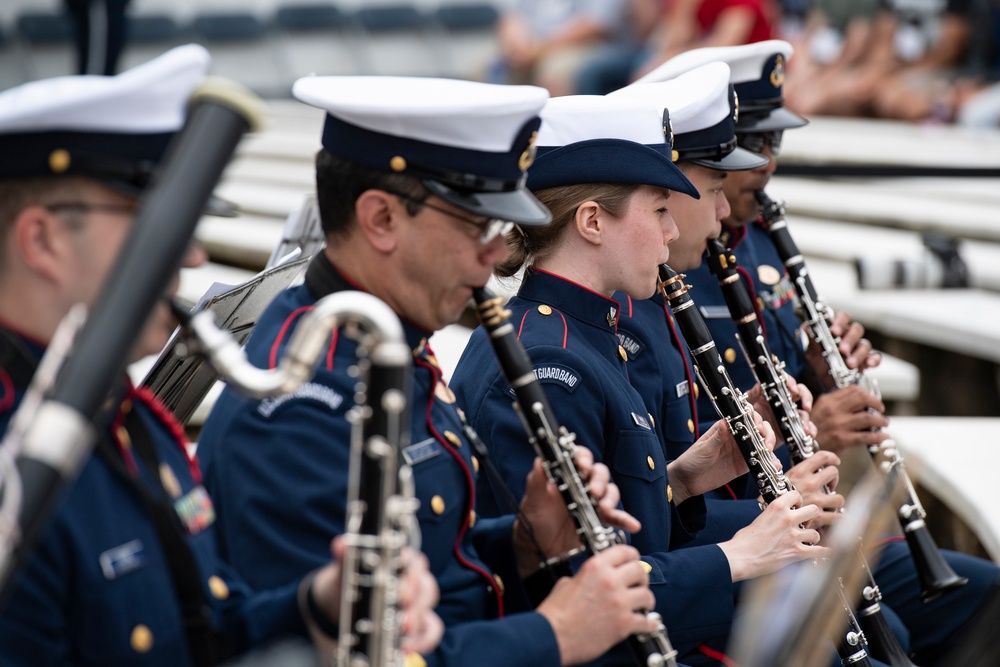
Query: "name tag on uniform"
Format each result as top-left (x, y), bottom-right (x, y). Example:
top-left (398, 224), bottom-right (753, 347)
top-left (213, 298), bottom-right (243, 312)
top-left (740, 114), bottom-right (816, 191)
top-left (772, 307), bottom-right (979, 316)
top-left (630, 412), bottom-right (651, 430)
top-left (403, 438), bottom-right (441, 465)
top-left (699, 305), bottom-right (731, 319)
top-left (174, 485), bottom-right (216, 535)
top-left (675, 380), bottom-right (689, 398)
top-left (99, 539), bottom-right (146, 580)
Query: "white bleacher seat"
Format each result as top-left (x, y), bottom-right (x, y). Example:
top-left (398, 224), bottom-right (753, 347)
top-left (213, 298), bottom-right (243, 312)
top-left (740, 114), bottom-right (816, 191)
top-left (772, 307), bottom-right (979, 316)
top-left (191, 11), bottom-right (288, 97)
top-left (118, 13), bottom-right (185, 71)
top-left (431, 2), bottom-right (500, 80)
top-left (14, 11), bottom-right (75, 80)
top-left (352, 4), bottom-right (443, 76)
top-left (271, 3), bottom-right (360, 79)
top-left (889, 416), bottom-right (1000, 563)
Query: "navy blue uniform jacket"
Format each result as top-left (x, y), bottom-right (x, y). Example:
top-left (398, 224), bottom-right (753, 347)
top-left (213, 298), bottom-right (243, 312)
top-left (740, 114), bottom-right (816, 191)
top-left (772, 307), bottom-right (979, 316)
top-left (198, 255), bottom-right (561, 667)
top-left (0, 329), bottom-right (305, 666)
top-left (614, 293), bottom-right (764, 546)
top-left (451, 269), bottom-right (735, 657)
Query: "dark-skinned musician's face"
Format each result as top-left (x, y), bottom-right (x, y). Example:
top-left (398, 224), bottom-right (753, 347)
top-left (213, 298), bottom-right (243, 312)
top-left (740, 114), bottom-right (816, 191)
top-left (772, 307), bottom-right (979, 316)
top-left (723, 135), bottom-right (778, 227)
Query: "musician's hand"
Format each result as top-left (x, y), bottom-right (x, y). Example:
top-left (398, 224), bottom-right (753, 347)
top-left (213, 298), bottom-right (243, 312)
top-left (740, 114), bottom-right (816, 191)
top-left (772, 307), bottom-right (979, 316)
top-left (537, 544), bottom-right (661, 666)
top-left (514, 455), bottom-right (641, 577)
top-left (668, 412), bottom-right (776, 504)
top-left (830, 310), bottom-right (882, 371)
top-left (718, 491), bottom-right (831, 581)
top-left (811, 386), bottom-right (890, 456)
top-left (397, 548), bottom-right (444, 655)
top-left (784, 452), bottom-right (844, 531)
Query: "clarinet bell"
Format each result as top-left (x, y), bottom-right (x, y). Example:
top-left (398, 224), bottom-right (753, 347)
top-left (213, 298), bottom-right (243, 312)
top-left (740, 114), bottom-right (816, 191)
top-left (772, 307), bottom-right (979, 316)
top-left (905, 525), bottom-right (968, 602)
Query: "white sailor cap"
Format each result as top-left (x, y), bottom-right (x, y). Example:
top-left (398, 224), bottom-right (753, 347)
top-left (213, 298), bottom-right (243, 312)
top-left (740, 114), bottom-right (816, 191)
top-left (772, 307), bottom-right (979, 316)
top-left (0, 44), bottom-right (212, 195)
top-left (526, 95), bottom-right (698, 197)
top-left (293, 75), bottom-right (552, 227)
top-left (610, 63), bottom-right (767, 171)
top-left (636, 40), bottom-right (807, 133)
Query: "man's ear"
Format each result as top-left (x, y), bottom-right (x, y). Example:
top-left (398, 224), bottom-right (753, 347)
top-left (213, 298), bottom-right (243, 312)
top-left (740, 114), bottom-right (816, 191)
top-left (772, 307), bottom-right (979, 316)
top-left (574, 200), bottom-right (604, 246)
top-left (13, 205), bottom-right (69, 283)
top-left (354, 189), bottom-right (401, 254)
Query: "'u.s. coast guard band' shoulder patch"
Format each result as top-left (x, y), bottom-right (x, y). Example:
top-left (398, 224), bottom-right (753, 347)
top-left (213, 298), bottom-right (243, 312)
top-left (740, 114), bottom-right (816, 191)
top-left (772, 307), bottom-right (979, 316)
top-left (509, 364), bottom-right (581, 394)
top-left (617, 331), bottom-right (645, 360)
top-left (257, 382), bottom-right (345, 418)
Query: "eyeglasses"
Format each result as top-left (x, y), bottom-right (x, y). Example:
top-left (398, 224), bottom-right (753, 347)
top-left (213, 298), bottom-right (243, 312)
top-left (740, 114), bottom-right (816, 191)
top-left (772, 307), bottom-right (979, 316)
top-left (45, 202), bottom-right (137, 216)
top-left (390, 192), bottom-right (515, 245)
top-left (737, 130), bottom-right (783, 156)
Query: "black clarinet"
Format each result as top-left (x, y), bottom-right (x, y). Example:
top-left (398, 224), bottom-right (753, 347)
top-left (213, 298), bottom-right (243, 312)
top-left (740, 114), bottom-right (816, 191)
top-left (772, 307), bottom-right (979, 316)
top-left (658, 265), bottom-right (873, 667)
top-left (473, 288), bottom-right (678, 667)
top-left (757, 190), bottom-right (967, 602)
top-left (704, 240), bottom-right (917, 667)
top-left (337, 306), bottom-right (418, 667)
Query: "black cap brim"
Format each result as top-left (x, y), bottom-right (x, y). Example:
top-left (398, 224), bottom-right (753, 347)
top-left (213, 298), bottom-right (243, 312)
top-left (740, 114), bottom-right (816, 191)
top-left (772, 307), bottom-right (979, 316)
top-left (690, 146), bottom-right (769, 171)
top-left (423, 179), bottom-right (552, 226)
top-left (737, 106), bottom-right (809, 133)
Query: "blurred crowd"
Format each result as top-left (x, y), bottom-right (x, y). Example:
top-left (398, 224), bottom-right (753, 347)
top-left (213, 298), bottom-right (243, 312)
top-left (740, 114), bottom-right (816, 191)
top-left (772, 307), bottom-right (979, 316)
top-left (487, 0), bottom-right (1000, 127)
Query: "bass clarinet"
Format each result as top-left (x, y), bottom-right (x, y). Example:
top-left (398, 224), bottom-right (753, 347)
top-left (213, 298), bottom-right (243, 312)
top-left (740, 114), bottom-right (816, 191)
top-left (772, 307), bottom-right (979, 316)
top-left (703, 239), bottom-right (916, 667)
top-left (658, 265), bottom-right (873, 667)
top-left (473, 287), bottom-right (678, 667)
top-left (175, 291), bottom-right (419, 667)
top-left (756, 190), bottom-right (967, 602)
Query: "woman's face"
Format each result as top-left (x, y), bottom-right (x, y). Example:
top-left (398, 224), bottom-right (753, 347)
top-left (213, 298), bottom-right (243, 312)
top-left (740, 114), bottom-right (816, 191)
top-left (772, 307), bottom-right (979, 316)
top-left (602, 185), bottom-right (679, 299)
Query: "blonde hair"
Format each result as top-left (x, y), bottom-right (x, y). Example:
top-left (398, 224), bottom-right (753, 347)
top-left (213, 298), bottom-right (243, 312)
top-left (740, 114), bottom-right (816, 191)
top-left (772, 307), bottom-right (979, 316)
top-left (495, 183), bottom-right (641, 278)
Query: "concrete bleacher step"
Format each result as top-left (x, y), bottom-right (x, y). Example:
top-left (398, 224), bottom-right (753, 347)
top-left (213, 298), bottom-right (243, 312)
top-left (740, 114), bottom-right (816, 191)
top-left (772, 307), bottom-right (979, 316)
top-left (769, 177), bottom-right (1000, 244)
top-left (889, 416), bottom-right (1000, 563)
top-left (785, 215), bottom-right (1000, 293)
top-left (782, 116), bottom-right (1000, 170)
top-left (807, 257), bottom-right (1000, 364)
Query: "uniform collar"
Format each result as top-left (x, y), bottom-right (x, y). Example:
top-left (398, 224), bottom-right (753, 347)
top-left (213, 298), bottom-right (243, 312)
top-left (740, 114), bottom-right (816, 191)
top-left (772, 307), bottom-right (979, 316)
top-left (304, 252), bottom-right (430, 352)
top-left (519, 268), bottom-right (623, 332)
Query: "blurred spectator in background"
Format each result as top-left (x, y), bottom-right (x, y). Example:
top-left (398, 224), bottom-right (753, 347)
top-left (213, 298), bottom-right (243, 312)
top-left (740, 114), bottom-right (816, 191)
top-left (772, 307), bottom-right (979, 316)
top-left (786, 0), bottom-right (990, 122)
top-left (491, 0), bottom-right (631, 96)
top-left (64, 0), bottom-right (131, 75)
top-left (576, 0), bottom-right (778, 94)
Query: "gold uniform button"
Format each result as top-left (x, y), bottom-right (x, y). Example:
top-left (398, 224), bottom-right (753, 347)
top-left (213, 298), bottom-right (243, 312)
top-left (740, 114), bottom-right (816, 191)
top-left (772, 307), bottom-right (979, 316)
top-left (693, 383), bottom-right (700, 399)
top-left (537, 304), bottom-right (552, 316)
top-left (618, 345), bottom-right (628, 362)
top-left (469, 510), bottom-right (477, 528)
top-left (130, 624), bottom-right (153, 653)
top-left (687, 419), bottom-right (695, 433)
top-left (640, 561), bottom-right (653, 574)
top-left (444, 430), bottom-right (462, 448)
top-left (646, 455), bottom-right (655, 470)
top-left (667, 485), bottom-right (673, 503)
top-left (405, 654), bottom-right (428, 667)
top-left (48, 149), bottom-right (71, 173)
top-left (389, 155), bottom-right (407, 172)
top-left (493, 574), bottom-right (505, 595)
top-left (208, 575), bottom-right (229, 600)
top-left (431, 495), bottom-right (446, 515)
top-left (648, 413), bottom-right (655, 428)
top-left (724, 348), bottom-right (737, 363)
top-left (472, 456), bottom-right (479, 473)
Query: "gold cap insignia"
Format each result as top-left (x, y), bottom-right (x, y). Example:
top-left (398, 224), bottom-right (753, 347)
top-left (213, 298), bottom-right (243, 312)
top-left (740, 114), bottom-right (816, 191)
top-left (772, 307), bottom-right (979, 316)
top-left (518, 131), bottom-right (538, 172)
top-left (770, 55), bottom-right (785, 88)
top-left (389, 155), bottom-right (407, 172)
